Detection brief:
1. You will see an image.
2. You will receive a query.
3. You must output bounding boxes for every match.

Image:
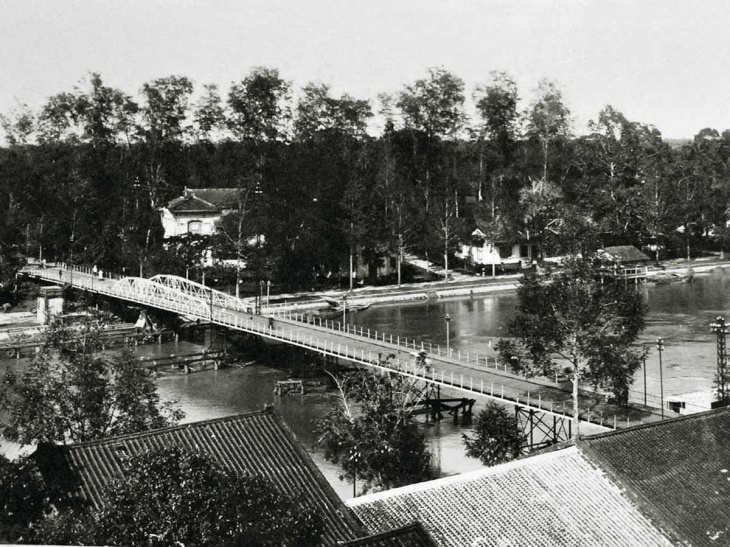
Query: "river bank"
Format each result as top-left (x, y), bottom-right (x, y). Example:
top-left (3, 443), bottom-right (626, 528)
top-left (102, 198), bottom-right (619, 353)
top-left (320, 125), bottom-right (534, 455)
top-left (266, 257), bottom-right (730, 314)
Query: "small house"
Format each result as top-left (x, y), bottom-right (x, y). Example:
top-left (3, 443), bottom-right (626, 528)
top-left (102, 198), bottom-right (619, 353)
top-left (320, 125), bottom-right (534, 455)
top-left (458, 228), bottom-right (534, 273)
top-left (160, 187), bottom-right (241, 239)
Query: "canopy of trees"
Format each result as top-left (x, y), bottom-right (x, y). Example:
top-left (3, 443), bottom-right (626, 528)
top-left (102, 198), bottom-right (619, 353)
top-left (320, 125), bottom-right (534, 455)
top-left (0, 313), bottom-right (183, 445)
top-left (20, 447), bottom-right (323, 546)
top-left (2, 67), bottom-right (729, 292)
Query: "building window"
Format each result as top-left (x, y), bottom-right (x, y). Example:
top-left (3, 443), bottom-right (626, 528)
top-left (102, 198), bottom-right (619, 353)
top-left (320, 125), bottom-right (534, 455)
top-left (499, 245), bottom-right (512, 259)
top-left (188, 220), bottom-right (202, 234)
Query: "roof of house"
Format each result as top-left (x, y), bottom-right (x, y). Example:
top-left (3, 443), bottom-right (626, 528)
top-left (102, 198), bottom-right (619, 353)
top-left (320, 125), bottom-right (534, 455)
top-left (34, 408), bottom-right (361, 546)
top-left (342, 523), bottom-right (437, 547)
top-left (601, 245), bottom-right (650, 263)
top-left (581, 406), bottom-right (730, 547)
top-left (348, 446), bottom-right (672, 547)
top-left (166, 187), bottom-right (240, 213)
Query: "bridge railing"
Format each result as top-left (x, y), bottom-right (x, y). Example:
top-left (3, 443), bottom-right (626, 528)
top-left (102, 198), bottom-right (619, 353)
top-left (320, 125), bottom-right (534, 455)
top-left (266, 308), bottom-right (568, 385)
top-left (211, 307), bottom-right (632, 430)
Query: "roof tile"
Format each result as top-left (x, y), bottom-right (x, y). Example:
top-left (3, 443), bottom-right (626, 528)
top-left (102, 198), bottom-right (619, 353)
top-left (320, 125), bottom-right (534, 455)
top-left (34, 409), bottom-right (361, 546)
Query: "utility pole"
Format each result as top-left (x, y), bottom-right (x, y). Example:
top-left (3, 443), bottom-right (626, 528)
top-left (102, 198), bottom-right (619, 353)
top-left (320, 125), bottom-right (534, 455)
top-left (656, 338), bottom-right (665, 419)
top-left (710, 317), bottom-right (730, 405)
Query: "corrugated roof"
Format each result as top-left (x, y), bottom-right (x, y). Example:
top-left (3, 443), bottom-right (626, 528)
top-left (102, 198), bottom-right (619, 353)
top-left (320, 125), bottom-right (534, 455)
top-left (601, 246), bottom-right (650, 263)
top-left (34, 409), bottom-right (361, 546)
top-left (342, 523), bottom-right (437, 546)
top-left (581, 407), bottom-right (730, 547)
top-left (348, 446), bottom-right (672, 547)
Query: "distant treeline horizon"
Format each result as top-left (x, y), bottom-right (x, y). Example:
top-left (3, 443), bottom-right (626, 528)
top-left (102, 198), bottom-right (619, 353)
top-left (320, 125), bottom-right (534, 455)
top-left (1, 67), bottom-right (729, 291)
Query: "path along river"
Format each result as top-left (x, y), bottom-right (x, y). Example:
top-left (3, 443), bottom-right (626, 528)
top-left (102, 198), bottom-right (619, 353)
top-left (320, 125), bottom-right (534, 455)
top-left (3, 266), bottom-right (730, 499)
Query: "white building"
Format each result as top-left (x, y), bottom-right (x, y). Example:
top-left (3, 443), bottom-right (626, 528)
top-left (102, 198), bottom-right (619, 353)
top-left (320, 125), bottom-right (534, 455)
top-left (160, 187), bottom-right (240, 239)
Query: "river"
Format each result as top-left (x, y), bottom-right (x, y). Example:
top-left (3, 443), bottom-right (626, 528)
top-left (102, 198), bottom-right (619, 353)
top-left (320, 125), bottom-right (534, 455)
top-left (3, 266), bottom-right (730, 499)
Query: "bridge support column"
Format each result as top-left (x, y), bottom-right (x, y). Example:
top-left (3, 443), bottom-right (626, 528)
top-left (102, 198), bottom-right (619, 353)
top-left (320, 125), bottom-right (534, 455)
top-left (516, 407), bottom-right (572, 453)
top-left (37, 286), bottom-right (64, 325)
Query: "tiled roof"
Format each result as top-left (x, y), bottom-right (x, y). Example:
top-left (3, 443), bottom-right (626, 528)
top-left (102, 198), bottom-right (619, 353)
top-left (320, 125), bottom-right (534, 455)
top-left (166, 194), bottom-right (220, 213)
top-left (166, 188), bottom-right (240, 213)
top-left (348, 446), bottom-right (672, 547)
top-left (581, 407), bottom-right (730, 547)
top-left (34, 409), bottom-right (361, 546)
top-left (342, 523), bottom-right (437, 546)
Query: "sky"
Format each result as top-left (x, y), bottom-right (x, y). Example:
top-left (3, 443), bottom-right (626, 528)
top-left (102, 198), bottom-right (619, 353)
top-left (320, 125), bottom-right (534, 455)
top-left (1, 0), bottom-right (729, 140)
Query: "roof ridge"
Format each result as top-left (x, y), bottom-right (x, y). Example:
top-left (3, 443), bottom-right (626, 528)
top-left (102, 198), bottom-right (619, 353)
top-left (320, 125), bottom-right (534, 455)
top-left (348, 445), bottom-right (579, 507)
top-left (62, 407), bottom-right (276, 449)
top-left (579, 405), bottom-right (730, 443)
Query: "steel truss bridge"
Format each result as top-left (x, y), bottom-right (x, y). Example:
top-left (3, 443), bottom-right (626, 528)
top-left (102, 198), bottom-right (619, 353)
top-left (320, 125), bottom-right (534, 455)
top-left (23, 263), bottom-right (666, 436)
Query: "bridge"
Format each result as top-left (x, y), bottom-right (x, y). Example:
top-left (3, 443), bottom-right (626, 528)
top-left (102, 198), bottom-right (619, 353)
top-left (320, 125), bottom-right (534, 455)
top-left (21, 263), bottom-right (667, 433)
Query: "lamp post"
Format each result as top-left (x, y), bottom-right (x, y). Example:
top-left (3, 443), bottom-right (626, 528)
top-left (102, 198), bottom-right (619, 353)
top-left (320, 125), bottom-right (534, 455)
top-left (656, 338), bottom-right (665, 419)
top-left (259, 280), bottom-right (265, 313)
top-left (266, 280), bottom-right (271, 306)
top-left (342, 295), bottom-right (347, 325)
top-left (445, 314), bottom-right (451, 357)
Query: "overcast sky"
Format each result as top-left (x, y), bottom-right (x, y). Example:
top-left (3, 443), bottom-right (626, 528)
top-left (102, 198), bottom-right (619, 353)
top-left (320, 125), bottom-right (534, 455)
top-left (1, 0), bottom-right (728, 139)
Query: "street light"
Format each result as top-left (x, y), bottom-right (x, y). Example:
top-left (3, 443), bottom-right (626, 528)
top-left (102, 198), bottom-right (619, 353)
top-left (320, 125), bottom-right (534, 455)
top-left (656, 338), bottom-right (665, 419)
top-left (259, 280), bottom-right (265, 314)
top-left (445, 314), bottom-right (451, 357)
top-left (710, 316), bottom-right (730, 403)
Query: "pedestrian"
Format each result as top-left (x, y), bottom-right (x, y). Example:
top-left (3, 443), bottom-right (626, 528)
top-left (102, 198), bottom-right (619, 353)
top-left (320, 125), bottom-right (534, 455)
top-left (59, 269), bottom-right (63, 281)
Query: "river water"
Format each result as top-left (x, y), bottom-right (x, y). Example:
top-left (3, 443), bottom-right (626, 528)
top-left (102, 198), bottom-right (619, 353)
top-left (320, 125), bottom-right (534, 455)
top-left (3, 267), bottom-right (730, 499)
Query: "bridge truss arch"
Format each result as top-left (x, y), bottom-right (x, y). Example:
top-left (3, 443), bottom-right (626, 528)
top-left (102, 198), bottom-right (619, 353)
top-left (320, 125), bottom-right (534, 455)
top-left (111, 277), bottom-right (210, 318)
top-left (149, 274), bottom-right (250, 313)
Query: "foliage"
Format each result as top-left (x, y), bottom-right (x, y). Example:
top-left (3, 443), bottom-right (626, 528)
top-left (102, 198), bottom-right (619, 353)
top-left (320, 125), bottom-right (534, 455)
top-left (0, 455), bottom-right (54, 543)
top-left (497, 255), bottom-right (647, 436)
top-left (31, 446), bottom-right (323, 547)
top-left (0, 312), bottom-right (183, 445)
top-left (4, 68), bottom-right (730, 293)
top-left (315, 368), bottom-right (431, 493)
top-left (462, 403), bottom-right (524, 467)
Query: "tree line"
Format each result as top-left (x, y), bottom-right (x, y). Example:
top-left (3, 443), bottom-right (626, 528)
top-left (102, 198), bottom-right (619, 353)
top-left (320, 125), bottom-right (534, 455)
top-left (2, 67), bottom-right (730, 291)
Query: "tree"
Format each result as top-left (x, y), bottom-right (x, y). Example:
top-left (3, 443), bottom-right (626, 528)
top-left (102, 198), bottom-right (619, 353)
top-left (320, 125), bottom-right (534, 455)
top-left (0, 455), bottom-right (53, 543)
top-left (228, 67), bottom-right (292, 144)
top-left (0, 313), bottom-right (183, 445)
top-left (32, 447), bottom-right (323, 547)
top-left (193, 83), bottom-right (226, 142)
top-left (526, 78), bottom-right (571, 183)
top-left (496, 255), bottom-right (646, 438)
top-left (315, 368), bottom-right (431, 493)
top-left (462, 403), bottom-right (524, 466)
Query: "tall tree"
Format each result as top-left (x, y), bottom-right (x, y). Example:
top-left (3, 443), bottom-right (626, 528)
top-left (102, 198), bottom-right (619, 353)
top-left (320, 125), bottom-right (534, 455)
top-left (228, 67), bottom-right (292, 144)
top-left (397, 67), bottom-right (466, 267)
top-left (497, 255), bottom-right (646, 438)
top-left (526, 78), bottom-right (571, 183)
top-left (0, 313), bottom-right (183, 445)
top-left (315, 369), bottom-right (431, 493)
top-left (473, 71), bottom-right (521, 219)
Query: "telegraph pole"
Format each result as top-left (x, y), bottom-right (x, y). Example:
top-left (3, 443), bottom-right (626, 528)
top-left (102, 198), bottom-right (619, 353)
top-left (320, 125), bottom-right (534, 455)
top-left (710, 316), bottom-right (730, 405)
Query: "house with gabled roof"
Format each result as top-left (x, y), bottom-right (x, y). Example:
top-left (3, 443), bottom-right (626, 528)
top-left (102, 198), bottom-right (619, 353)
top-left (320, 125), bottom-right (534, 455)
top-left (161, 187), bottom-right (241, 239)
top-left (349, 407), bottom-right (730, 547)
top-left (33, 407), bottom-right (362, 546)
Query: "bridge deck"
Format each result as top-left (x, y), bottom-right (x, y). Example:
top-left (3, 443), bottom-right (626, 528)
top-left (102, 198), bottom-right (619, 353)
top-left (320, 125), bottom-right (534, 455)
top-left (22, 264), bottom-right (667, 430)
